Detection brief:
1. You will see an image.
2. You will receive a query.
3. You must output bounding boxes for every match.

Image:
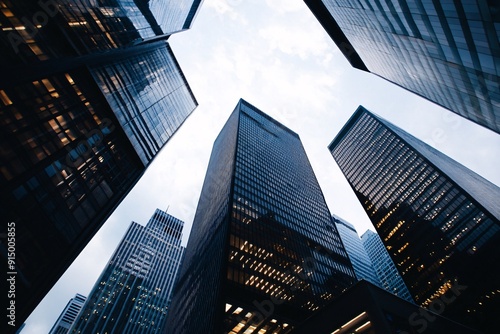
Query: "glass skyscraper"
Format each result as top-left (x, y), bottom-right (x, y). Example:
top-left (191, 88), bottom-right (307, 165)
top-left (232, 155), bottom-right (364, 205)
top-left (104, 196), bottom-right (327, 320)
top-left (305, 0), bottom-right (500, 134)
top-left (0, 0), bottom-right (203, 63)
top-left (70, 209), bottom-right (185, 334)
top-left (328, 105), bottom-right (500, 333)
top-left (360, 230), bottom-right (413, 303)
top-left (332, 215), bottom-right (381, 288)
top-left (165, 99), bottom-right (356, 334)
top-left (0, 1), bottom-right (201, 329)
top-left (49, 293), bottom-right (87, 334)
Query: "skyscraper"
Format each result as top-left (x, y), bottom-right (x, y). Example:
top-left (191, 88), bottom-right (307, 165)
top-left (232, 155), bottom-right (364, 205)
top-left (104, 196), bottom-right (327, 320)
top-left (0, 0), bottom-right (203, 64)
top-left (165, 99), bottom-right (356, 334)
top-left (70, 209), bottom-right (185, 334)
top-left (49, 293), bottom-right (87, 334)
top-left (328, 105), bottom-right (500, 332)
top-left (332, 215), bottom-right (381, 287)
top-left (304, 0), bottom-right (500, 134)
top-left (360, 230), bottom-right (413, 303)
top-left (0, 1), bottom-right (201, 329)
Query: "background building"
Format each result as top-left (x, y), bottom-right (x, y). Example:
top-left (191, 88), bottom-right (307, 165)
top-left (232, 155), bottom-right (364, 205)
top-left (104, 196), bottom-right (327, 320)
top-left (49, 293), bottom-right (87, 334)
top-left (360, 230), bottom-right (413, 303)
top-left (304, 0), bottom-right (500, 134)
top-left (328, 105), bottom-right (500, 333)
top-left (70, 209), bottom-right (184, 334)
top-left (0, 1), bottom-right (201, 328)
top-left (165, 99), bottom-right (356, 334)
top-left (332, 215), bottom-right (381, 287)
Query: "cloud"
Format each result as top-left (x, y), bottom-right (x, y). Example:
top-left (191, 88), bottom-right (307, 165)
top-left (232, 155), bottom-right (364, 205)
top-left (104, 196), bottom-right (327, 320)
top-left (265, 0), bottom-right (304, 13)
top-left (258, 23), bottom-right (331, 60)
top-left (205, 0), bottom-right (247, 23)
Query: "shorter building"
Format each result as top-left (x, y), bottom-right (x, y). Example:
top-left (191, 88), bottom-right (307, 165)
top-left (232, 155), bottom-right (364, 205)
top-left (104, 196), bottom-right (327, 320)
top-left (333, 215), bottom-right (381, 287)
top-left (361, 230), bottom-right (413, 303)
top-left (49, 294), bottom-right (87, 334)
top-left (290, 280), bottom-right (480, 334)
top-left (70, 209), bottom-right (184, 333)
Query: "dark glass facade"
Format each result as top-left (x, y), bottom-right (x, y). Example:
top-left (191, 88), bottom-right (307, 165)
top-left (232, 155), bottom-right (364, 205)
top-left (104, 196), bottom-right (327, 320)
top-left (290, 280), bottom-right (481, 334)
top-left (70, 209), bottom-right (185, 334)
top-left (305, 0), bottom-right (500, 134)
top-left (0, 40), bottom-right (196, 329)
top-left (89, 42), bottom-right (198, 165)
top-left (0, 0), bottom-right (203, 64)
top-left (328, 105), bottom-right (500, 333)
top-left (332, 215), bottom-right (381, 288)
top-left (165, 99), bottom-right (356, 334)
top-left (0, 2), bottom-right (200, 329)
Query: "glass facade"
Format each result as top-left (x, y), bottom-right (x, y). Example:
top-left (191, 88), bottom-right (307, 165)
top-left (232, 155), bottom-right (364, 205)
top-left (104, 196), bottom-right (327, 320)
top-left (0, 2), bottom-right (200, 327)
top-left (49, 293), bottom-right (87, 334)
top-left (70, 209), bottom-right (185, 334)
top-left (90, 42), bottom-right (198, 165)
top-left (166, 99), bottom-right (356, 334)
top-left (360, 230), bottom-right (413, 303)
top-left (328, 105), bottom-right (500, 333)
top-left (0, 40), bottom-right (197, 328)
top-left (0, 0), bottom-right (204, 64)
top-left (332, 215), bottom-right (381, 288)
top-left (305, 0), bottom-right (500, 134)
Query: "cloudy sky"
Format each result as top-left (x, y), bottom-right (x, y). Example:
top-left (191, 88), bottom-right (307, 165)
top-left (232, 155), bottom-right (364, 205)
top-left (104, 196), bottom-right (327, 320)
top-left (22, 0), bottom-right (500, 332)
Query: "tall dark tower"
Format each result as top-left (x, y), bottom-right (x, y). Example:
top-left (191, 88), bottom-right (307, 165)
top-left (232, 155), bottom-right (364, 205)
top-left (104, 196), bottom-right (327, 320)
top-left (165, 99), bottom-right (356, 334)
top-left (304, 0), bottom-right (500, 134)
top-left (0, 1), bottom-right (202, 329)
top-left (328, 105), bottom-right (500, 333)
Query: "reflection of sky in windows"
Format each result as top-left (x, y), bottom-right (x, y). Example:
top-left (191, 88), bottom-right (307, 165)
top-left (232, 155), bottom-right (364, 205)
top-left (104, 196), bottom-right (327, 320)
top-left (91, 42), bottom-right (197, 166)
top-left (321, 0), bottom-right (499, 132)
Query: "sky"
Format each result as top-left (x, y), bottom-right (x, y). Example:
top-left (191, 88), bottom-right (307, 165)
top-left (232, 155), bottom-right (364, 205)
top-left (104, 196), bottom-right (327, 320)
top-left (22, 0), bottom-right (500, 332)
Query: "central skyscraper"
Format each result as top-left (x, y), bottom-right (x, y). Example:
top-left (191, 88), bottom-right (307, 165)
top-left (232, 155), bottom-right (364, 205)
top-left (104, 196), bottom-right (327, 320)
top-left (165, 99), bottom-right (356, 334)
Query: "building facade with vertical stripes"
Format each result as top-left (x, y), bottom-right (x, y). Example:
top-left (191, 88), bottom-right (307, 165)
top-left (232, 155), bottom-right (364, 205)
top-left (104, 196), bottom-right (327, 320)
top-left (305, 0), bottom-right (500, 134)
top-left (49, 293), bottom-right (87, 334)
top-left (165, 99), bottom-right (356, 334)
top-left (332, 215), bottom-right (381, 288)
top-left (360, 230), bottom-right (413, 303)
top-left (0, 2), bottom-right (202, 328)
top-left (70, 209), bottom-right (184, 334)
top-left (328, 105), bottom-right (500, 333)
